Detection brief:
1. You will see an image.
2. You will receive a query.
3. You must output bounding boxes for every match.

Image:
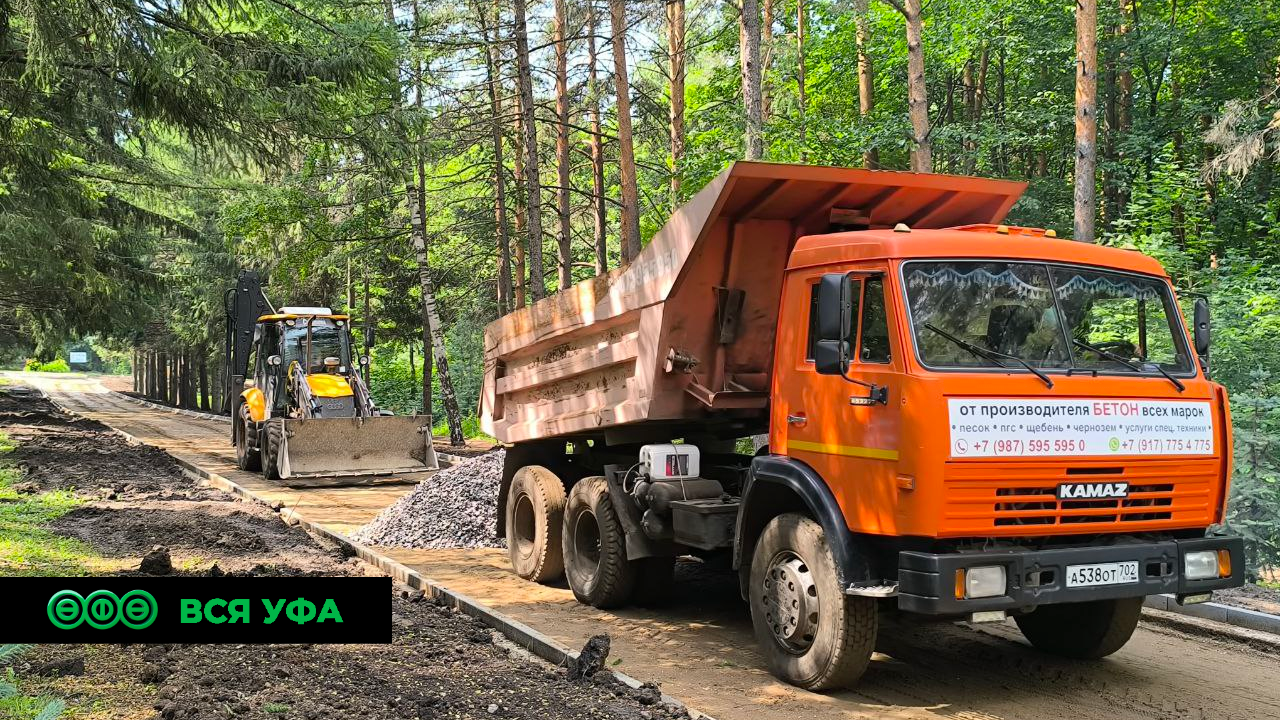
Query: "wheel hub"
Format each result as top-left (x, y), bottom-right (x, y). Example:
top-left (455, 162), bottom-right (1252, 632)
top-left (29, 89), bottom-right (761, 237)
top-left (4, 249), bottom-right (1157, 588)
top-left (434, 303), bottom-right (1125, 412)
top-left (761, 552), bottom-right (819, 652)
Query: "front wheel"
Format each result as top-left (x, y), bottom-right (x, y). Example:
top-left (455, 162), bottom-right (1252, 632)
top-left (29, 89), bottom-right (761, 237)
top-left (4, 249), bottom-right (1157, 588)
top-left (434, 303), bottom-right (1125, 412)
top-left (235, 406), bottom-right (261, 472)
top-left (261, 418), bottom-right (284, 480)
top-left (748, 513), bottom-right (877, 691)
top-left (1015, 597), bottom-right (1143, 659)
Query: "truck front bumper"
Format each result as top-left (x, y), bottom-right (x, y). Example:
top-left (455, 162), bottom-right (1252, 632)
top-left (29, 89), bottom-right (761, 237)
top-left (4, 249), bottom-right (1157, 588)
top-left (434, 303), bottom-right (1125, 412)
top-left (897, 536), bottom-right (1244, 615)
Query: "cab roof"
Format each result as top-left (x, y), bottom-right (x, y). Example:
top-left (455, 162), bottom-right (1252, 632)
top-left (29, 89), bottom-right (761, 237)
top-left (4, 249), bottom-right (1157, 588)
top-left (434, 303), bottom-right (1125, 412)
top-left (788, 225), bottom-right (1169, 278)
top-left (257, 313), bottom-right (350, 322)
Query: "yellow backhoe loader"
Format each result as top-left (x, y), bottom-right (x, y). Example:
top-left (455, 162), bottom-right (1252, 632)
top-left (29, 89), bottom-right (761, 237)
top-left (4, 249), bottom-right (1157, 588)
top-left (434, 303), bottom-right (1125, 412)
top-left (223, 271), bottom-right (438, 484)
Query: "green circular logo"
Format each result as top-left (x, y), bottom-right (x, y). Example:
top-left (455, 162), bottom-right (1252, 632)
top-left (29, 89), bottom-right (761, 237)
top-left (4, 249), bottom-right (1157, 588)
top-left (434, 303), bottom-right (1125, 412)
top-left (120, 590), bottom-right (158, 629)
top-left (1109, 437), bottom-right (1120, 452)
top-left (47, 590), bottom-right (86, 629)
top-left (46, 589), bottom-right (157, 630)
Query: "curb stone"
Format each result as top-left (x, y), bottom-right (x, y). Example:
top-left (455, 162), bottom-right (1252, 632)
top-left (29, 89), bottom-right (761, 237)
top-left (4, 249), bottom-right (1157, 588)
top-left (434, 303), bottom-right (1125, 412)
top-left (40, 385), bottom-right (713, 720)
top-left (1143, 593), bottom-right (1280, 636)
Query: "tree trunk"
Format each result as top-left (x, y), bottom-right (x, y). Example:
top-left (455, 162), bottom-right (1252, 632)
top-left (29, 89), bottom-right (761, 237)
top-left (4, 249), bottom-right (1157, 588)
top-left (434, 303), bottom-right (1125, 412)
top-left (587, 0), bottom-right (609, 273)
top-left (854, 0), bottom-right (876, 168)
top-left (132, 350), bottom-right (140, 393)
top-left (513, 0), bottom-right (546, 299)
top-left (553, 0), bottom-right (573, 290)
top-left (1074, 0), bottom-right (1098, 242)
top-left (668, 0), bottom-right (686, 208)
top-left (199, 352), bottom-right (209, 411)
top-left (610, 0), bottom-right (642, 263)
top-left (797, 0), bottom-right (807, 161)
top-left (408, 184), bottom-right (466, 446)
top-left (479, 0), bottom-right (513, 313)
top-left (902, 0), bottom-right (932, 172)
top-left (512, 90), bottom-right (529, 307)
top-left (761, 0), bottom-right (773, 119)
top-left (739, 0), bottom-right (763, 159)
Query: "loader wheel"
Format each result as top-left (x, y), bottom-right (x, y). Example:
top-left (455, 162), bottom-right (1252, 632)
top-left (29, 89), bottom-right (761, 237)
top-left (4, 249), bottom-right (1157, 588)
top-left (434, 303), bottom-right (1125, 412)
top-left (1015, 597), bottom-right (1143, 659)
top-left (261, 419), bottom-right (284, 481)
top-left (748, 513), bottom-right (877, 691)
top-left (505, 465), bottom-right (566, 583)
top-left (563, 476), bottom-right (635, 608)
top-left (235, 406), bottom-right (261, 472)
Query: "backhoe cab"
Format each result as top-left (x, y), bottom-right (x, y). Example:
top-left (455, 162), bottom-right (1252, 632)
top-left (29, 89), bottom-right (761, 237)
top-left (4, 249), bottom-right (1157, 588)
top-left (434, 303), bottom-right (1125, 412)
top-left (224, 271), bottom-right (437, 483)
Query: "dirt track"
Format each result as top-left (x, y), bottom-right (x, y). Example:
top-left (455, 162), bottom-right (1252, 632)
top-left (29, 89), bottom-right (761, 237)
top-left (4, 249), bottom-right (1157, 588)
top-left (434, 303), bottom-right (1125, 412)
top-left (15, 372), bottom-right (1280, 720)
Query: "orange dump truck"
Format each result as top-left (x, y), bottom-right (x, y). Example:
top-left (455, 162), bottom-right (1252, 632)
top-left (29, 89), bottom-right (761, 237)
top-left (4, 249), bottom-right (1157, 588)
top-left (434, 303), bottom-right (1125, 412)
top-left (479, 162), bottom-right (1243, 689)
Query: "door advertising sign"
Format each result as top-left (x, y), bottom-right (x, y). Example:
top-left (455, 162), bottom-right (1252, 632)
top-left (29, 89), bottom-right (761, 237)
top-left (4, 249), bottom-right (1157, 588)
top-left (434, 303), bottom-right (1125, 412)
top-left (948, 398), bottom-right (1214, 458)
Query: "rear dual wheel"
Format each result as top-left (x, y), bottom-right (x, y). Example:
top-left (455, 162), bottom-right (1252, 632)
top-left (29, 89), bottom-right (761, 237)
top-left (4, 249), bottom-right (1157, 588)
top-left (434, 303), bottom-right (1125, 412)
top-left (506, 465), bottom-right (567, 583)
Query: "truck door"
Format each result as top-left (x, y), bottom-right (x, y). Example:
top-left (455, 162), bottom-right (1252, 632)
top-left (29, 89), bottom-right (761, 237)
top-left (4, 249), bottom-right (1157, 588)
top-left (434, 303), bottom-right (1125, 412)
top-left (777, 270), bottom-right (904, 535)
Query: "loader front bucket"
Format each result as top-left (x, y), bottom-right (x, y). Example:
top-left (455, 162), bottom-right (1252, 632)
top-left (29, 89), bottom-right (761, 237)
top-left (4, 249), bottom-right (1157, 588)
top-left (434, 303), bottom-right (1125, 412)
top-left (277, 415), bottom-right (438, 480)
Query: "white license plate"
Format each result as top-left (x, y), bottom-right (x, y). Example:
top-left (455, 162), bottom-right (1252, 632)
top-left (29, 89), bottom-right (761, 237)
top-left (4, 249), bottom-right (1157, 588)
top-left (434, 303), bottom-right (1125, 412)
top-left (1065, 561), bottom-right (1140, 588)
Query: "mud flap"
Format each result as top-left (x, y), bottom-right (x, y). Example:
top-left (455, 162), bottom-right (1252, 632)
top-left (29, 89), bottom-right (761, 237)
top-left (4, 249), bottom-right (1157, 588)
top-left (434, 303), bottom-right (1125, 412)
top-left (278, 415), bottom-right (438, 480)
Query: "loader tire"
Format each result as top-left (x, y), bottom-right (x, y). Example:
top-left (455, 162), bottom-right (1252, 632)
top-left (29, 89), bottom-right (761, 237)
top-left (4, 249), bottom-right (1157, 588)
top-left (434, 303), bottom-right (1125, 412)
top-left (748, 513), bottom-right (876, 691)
top-left (631, 556), bottom-right (676, 607)
top-left (261, 418), bottom-right (284, 481)
top-left (1015, 597), bottom-right (1143, 659)
top-left (235, 405), bottom-right (261, 472)
top-left (563, 476), bottom-right (635, 609)
top-left (506, 465), bottom-right (566, 583)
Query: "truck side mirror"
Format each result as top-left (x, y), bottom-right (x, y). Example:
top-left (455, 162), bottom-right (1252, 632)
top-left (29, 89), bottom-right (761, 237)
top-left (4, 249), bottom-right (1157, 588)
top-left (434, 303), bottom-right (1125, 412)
top-left (814, 273), bottom-right (853, 376)
top-left (1193, 296), bottom-right (1210, 359)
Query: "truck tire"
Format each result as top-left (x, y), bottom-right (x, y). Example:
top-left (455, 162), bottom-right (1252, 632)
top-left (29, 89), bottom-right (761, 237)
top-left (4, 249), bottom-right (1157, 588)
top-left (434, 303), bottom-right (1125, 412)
top-left (748, 513), bottom-right (877, 690)
top-left (631, 556), bottom-right (676, 607)
top-left (261, 418), bottom-right (284, 480)
top-left (1015, 597), bottom-right (1143, 659)
top-left (506, 465), bottom-right (566, 583)
top-left (563, 476), bottom-right (635, 608)
top-left (235, 406), bottom-right (261, 472)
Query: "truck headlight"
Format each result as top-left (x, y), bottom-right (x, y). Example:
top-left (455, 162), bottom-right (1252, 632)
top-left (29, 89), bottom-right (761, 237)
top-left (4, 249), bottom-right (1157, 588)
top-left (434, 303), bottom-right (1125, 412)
top-left (1184, 550), bottom-right (1219, 580)
top-left (957, 566), bottom-right (1006, 599)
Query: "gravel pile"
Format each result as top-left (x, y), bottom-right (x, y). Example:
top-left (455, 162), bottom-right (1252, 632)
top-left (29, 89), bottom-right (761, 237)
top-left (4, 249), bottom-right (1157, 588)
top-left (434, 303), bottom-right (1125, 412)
top-left (351, 449), bottom-right (506, 549)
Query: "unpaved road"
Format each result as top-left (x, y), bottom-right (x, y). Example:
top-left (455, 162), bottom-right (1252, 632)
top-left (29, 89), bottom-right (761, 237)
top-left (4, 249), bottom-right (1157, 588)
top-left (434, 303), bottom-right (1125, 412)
top-left (2, 381), bottom-right (688, 720)
top-left (15, 372), bottom-right (1280, 720)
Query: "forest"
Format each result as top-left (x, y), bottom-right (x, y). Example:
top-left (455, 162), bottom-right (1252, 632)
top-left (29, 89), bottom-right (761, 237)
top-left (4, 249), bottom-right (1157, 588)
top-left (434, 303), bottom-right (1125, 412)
top-left (1, 0), bottom-right (1279, 569)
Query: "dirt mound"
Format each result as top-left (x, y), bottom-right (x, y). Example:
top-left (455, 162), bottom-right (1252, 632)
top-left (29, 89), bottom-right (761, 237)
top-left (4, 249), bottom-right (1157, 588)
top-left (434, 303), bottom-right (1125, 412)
top-left (50, 501), bottom-right (349, 574)
top-left (1, 386), bottom-right (208, 498)
top-left (351, 450), bottom-right (505, 549)
top-left (131, 594), bottom-right (687, 720)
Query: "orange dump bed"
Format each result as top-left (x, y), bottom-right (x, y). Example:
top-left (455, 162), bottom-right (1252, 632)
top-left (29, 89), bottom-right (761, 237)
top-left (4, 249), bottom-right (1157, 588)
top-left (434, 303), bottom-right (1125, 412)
top-left (479, 162), bottom-right (1026, 445)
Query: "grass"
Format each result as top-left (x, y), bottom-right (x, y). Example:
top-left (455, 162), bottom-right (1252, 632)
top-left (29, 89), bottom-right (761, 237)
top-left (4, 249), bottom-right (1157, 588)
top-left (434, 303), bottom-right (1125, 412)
top-left (0, 649), bottom-right (67, 720)
top-left (0, 434), bottom-right (112, 577)
top-left (262, 703), bottom-right (290, 714)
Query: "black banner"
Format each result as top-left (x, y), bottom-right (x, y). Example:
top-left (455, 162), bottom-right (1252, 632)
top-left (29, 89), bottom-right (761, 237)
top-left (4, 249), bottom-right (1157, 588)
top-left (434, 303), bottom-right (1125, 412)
top-left (3, 577), bottom-right (392, 643)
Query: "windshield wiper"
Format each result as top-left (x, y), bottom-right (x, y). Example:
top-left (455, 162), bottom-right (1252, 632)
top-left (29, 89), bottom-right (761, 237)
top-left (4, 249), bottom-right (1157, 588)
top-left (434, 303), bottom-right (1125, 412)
top-left (1071, 339), bottom-right (1184, 392)
top-left (923, 323), bottom-right (1054, 388)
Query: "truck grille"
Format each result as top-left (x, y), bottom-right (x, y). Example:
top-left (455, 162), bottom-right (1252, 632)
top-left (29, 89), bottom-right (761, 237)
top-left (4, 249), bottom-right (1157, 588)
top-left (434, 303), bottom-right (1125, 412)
top-left (942, 460), bottom-right (1218, 536)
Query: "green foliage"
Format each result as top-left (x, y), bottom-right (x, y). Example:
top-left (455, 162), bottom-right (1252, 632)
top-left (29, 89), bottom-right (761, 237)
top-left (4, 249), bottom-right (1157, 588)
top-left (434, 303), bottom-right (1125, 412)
top-left (33, 359), bottom-right (69, 373)
top-left (0, 434), bottom-right (98, 576)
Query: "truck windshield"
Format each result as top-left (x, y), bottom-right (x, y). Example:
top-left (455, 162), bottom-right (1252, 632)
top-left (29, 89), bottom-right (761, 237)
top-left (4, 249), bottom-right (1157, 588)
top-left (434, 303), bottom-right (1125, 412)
top-left (903, 261), bottom-right (1193, 376)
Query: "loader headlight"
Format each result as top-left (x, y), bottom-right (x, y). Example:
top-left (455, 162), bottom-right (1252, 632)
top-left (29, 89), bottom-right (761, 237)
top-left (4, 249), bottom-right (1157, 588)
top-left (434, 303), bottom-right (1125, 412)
top-left (1184, 550), bottom-right (1220, 580)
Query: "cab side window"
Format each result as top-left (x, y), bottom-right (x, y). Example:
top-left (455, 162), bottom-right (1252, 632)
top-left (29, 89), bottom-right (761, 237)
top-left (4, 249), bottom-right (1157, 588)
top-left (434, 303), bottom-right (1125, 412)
top-left (806, 278), bottom-right (862, 361)
top-left (859, 277), bottom-right (891, 364)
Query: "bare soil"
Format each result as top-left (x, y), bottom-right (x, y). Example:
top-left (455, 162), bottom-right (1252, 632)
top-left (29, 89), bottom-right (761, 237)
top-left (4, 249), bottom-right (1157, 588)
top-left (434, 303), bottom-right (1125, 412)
top-left (1216, 582), bottom-right (1280, 615)
top-left (1, 384), bottom-right (689, 720)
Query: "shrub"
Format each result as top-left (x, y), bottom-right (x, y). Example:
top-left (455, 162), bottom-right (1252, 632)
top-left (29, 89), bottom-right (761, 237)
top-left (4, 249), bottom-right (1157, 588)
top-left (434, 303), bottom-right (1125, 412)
top-left (36, 359), bottom-right (71, 373)
top-left (23, 358), bottom-right (39, 371)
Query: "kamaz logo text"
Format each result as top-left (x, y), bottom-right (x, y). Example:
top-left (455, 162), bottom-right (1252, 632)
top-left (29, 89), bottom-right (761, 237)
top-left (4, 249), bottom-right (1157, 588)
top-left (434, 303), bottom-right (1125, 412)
top-left (1057, 482), bottom-right (1129, 500)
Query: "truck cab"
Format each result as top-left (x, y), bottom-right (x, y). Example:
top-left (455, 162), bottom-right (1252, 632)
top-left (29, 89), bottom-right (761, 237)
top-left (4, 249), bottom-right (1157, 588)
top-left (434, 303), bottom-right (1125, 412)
top-left (768, 224), bottom-right (1239, 613)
